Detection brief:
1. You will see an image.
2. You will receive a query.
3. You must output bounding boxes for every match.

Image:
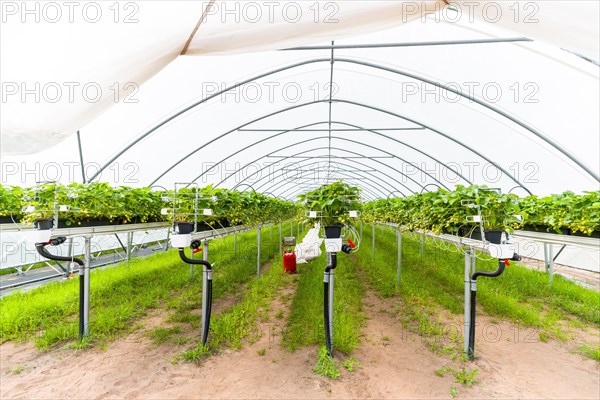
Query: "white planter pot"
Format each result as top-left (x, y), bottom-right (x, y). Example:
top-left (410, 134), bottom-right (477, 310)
top-left (324, 238), bottom-right (342, 253)
top-left (25, 229), bottom-right (52, 243)
top-left (487, 243), bottom-right (515, 259)
top-left (171, 234), bottom-right (192, 248)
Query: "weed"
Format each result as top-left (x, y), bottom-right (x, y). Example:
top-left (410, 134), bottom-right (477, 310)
top-left (181, 344), bottom-right (211, 364)
top-left (578, 343), bottom-right (600, 361)
top-left (147, 326), bottom-right (182, 345)
top-left (10, 364), bottom-right (27, 374)
top-left (450, 387), bottom-right (458, 398)
top-left (453, 367), bottom-right (479, 387)
top-left (434, 366), bottom-right (453, 378)
top-left (313, 346), bottom-right (341, 379)
top-left (257, 348), bottom-right (267, 356)
top-left (342, 357), bottom-right (362, 372)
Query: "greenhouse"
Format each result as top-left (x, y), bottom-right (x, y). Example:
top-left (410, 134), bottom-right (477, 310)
top-left (1, 1), bottom-right (599, 399)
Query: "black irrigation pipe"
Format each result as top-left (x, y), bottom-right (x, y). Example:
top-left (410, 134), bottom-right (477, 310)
top-left (35, 239), bottom-right (85, 340)
top-left (178, 247), bottom-right (213, 345)
top-left (323, 252), bottom-right (337, 356)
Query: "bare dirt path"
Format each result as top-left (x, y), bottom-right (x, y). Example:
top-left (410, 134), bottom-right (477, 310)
top-left (1, 269), bottom-right (599, 399)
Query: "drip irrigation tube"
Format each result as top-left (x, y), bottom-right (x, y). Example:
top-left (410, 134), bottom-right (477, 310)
top-left (468, 253), bottom-right (520, 360)
top-left (324, 252), bottom-right (337, 355)
top-left (35, 240), bottom-right (85, 339)
top-left (177, 247), bottom-right (213, 345)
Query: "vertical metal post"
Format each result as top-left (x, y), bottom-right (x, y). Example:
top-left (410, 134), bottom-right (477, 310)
top-left (270, 224), bottom-right (273, 239)
top-left (329, 263), bottom-right (334, 350)
top-left (371, 224), bottom-right (375, 260)
top-left (126, 232), bottom-right (133, 268)
top-left (360, 221), bottom-right (363, 240)
top-left (396, 226), bottom-right (402, 286)
top-left (67, 238), bottom-right (74, 274)
top-left (83, 236), bottom-right (91, 336)
top-left (53, 202), bottom-right (59, 232)
top-left (279, 222), bottom-right (283, 255)
top-left (76, 130), bottom-right (87, 183)
top-left (297, 221), bottom-right (300, 237)
top-left (165, 229), bottom-right (171, 252)
top-left (189, 240), bottom-right (194, 281)
top-left (201, 240), bottom-right (209, 342)
top-left (420, 233), bottom-right (424, 258)
top-left (544, 243), bottom-right (554, 285)
top-left (290, 220), bottom-right (293, 235)
top-left (257, 227), bottom-right (262, 277)
top-left (464, 248), bottom-right (472, 356)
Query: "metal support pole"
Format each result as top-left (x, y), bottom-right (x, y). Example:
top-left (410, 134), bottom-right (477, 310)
top-left (279, 222), bottom-right (283, 255)
top-left (189, 241), bottom-right (194, 281)
top-left (297, 221), bottom-right (300, 237)
top-left (544, 243), bottom-right (554, 285)
top-left (329, 265), bottom-right (334, 350)
top-left (126, 232), bottom-right (133, 268)
top-left (420, 233), bottom-right (424, 258)
top-left (165, 230), bottom-right (171, 252)
top-left (257, 227), bottom-right (262, 277)
top-left (464, 249), bottom-right (472, 356)
top-left (76, 130), bottom-right (87, 183)
top-left (290, 220), bottom-right (293, 235)
top-left (83, 236), bottom-right (91, 337)
top-left (371, 224), bottom-right (375, 260)
top-left (360, 221), bottom-right (363, 240)
top-left (270, 224), bottom-right (273, 239)
top-left (396, 226), bottom-right (402, 286)
top-left (201, 240), bottom-right (209, 343)
top-left (67, 238), bottom-right (74, 273)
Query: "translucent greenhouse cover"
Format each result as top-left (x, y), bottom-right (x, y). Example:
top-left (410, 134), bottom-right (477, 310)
top-left (1, 0), bottom-right (599, 198)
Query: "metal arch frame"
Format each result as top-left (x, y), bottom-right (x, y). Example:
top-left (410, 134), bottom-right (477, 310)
top-left (421, 183), bottom-right (443, 194)
top-left (335, 57), bottom-right (598, 183)
top-left (254, 156), bottom-right (401, 199)
top-left (272, 170), bottom-right (385, 200)
top-left (275, 177), bottom-right (379, 201)
top-left (147, 99), bottom-right (529, 192)
top-left (158, 119), bottom-right (472, 189)
top-left (276, 178), bottom-right (378, 202)
top-left (246, 142), bottom-right (425, 194)
top-left (87, 57), bottom-right (598, 186)
top-left (259, 158), bottom-right (394, 198)
top-left (209, 99), bottom-right (526, 192)
top-left (256, 152), bottom-right (404, 193)
top-left (333, 99), bottom-right (533, 194)
top-left (225, 140), bottom-right (417, 194)
top-left (258, 154), bottom-right (414, 199)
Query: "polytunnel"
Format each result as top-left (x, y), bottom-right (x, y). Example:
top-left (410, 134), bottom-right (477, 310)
top-left (1, 1), bottom-right (599, 197)
top-left (1, 2), bottom-right (600, 397)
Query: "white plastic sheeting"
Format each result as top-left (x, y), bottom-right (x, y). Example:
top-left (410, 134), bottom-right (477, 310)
top-left (295, 223), bottom-right (323, 263)
top-left (0, 229), bottom-right (168, 269)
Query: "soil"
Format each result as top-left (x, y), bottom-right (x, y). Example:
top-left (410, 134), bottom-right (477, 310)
top-left (1, 270), bottom-right (599, 400)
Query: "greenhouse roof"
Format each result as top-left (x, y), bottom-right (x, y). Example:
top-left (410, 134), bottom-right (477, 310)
top-left (1, 1), bottom-right (599, 198)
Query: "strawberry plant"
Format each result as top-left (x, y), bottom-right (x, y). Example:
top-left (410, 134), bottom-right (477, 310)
top-left (297, 181), bottom-right (361, 226)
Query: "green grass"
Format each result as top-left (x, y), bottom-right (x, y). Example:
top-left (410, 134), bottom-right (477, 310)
top-left (0, 223), bottom-right (290, 350)
top-left (282, 249), bottom-right (365, 355)
top-left (578, 343), bottom-right (600, 361)
top-left (357, 225), bottom-right (600, 345)
top-left (181, 246), bottom-right (294, 362)
top-left (313, 346), bottom-right (341, 379)
top-left (147, 326), bottom-right (183, 345)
